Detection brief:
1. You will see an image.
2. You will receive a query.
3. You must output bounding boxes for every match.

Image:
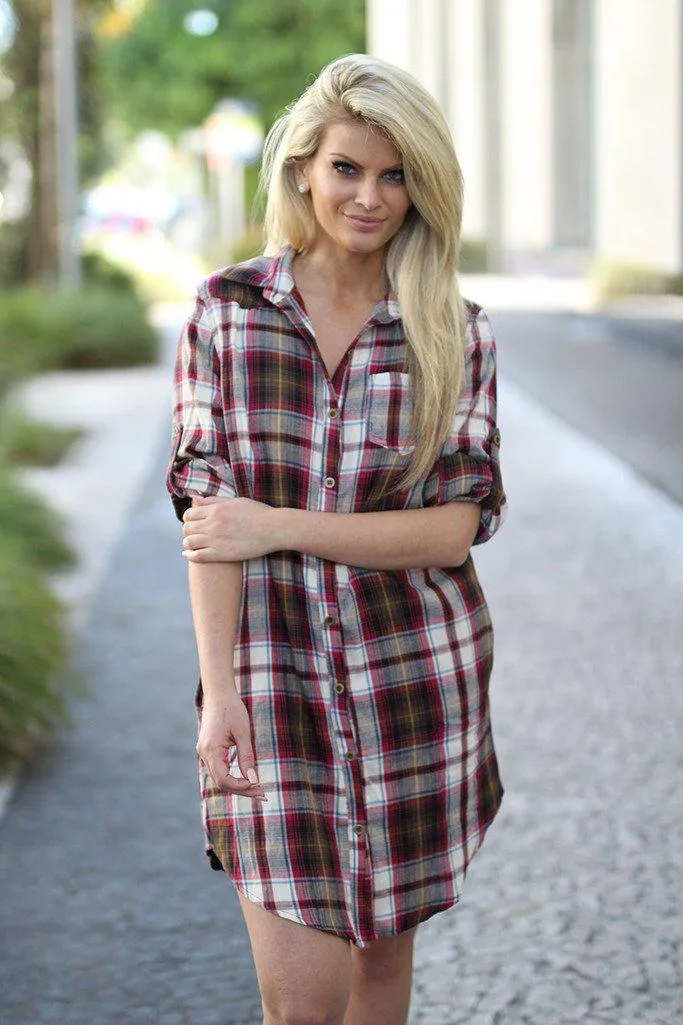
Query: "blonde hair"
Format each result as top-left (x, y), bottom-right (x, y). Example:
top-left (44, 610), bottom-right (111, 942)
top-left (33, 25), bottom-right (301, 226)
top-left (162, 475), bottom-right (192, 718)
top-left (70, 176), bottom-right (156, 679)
top-left (259, 54), bottom-right (467, 489)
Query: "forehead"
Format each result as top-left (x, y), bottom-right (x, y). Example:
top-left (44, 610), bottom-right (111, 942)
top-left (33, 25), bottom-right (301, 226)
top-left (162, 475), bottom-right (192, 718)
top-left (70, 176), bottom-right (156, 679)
top-left (317, 120), bottom-right (402, 166)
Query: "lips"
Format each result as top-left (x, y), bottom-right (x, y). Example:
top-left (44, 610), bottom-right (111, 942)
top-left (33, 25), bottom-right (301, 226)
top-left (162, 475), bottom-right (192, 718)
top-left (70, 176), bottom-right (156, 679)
top-left (345, 214), bottom-right (384, 230)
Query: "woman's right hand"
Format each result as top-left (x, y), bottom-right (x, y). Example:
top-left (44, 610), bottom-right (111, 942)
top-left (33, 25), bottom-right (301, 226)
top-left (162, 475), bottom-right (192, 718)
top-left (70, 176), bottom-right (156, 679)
top-left (197, 689), bottom-right (267, 801)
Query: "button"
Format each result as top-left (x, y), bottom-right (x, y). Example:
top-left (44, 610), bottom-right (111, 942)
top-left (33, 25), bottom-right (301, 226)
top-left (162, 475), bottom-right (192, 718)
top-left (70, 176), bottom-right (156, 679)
top-left (492, 429), bottom-right (501, 446)
top-left (324, 476), bottom-right (336, 489)
top-left (333, 682), bottom-right (345, 694)
top-left (171, 423), bottom-right (182, 437)
top-left (328, 408), bottom-right (340, 420)
top-left (353, 824), bottom-right (364, 836)
top-left (345, 750), bottom-right (356, 761)
top-left (323, 615), bottom-right (335, 627)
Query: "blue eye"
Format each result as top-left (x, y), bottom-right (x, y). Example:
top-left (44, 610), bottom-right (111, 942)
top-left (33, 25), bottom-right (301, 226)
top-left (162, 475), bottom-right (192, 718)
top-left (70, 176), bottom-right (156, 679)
top-left (384, 168), bottom-right (405, 184)
top-left (332, 161), bottom-right (357, 176)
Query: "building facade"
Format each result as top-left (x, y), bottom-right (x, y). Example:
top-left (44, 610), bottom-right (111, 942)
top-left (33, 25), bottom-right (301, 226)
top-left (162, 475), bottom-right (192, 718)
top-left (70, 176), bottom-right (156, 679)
top-left (367, 0), bottom-right (683, 275)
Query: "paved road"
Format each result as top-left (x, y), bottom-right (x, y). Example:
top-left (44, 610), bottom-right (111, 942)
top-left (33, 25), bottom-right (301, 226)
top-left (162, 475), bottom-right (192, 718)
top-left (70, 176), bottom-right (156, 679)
top-left (1, 355), bottom-right (682, 1023)
top-left (491, 310), bottom-right (683, 505)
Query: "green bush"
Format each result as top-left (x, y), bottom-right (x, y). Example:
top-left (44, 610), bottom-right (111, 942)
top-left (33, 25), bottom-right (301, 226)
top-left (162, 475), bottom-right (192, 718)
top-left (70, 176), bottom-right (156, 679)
top-left (0, 534), bottom-right (71, 769)
top-left (0, 468), bottom-right (75, 572)
top-left (590, 260), bottom-right (683, 302)
top-left (459, 238), bottom-right (490, 274)
top-left (0, 285), bottom-right (158, 395)
top-left (0, 404), bottom-right (82, 467)
top-left (82, 250), bottom-right (141, 298)
top-left (0, 466), bottom-right (76, 769)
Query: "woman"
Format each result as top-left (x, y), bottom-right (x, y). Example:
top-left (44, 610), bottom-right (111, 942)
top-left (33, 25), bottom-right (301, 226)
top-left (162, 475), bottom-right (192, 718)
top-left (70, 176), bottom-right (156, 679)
top-left (167, 54), bottom-right (506, 1025)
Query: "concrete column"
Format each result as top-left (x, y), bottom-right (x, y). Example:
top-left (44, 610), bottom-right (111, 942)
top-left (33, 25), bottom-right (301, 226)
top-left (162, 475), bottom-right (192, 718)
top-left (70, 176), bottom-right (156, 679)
top-left (451, 0), bottom-right (488, 243)
top-left (594, 0), bottom-right (682, 273)
top-left (367, 0), bottom-right (413, 72)
top-left (498, 0), bottom-right (553, 266)
top-left (551, 0), bottom-right (593, 251)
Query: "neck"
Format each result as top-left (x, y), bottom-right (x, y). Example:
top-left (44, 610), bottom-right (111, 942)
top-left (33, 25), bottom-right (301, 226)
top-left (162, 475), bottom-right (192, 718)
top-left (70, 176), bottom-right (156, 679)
top-left (294, 240), bottom-right (388, 303)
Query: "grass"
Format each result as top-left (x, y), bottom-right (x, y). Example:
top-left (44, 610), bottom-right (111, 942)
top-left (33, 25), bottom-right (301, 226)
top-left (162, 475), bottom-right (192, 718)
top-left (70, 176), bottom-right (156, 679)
top-left (0, 468), bottom-right (75, 573)
top-left (590, 260), bottom-right (683, 302)
top-left (0, 404), bottom-right (82, 467)
top-left (0, 467), bottom-right (77, 769)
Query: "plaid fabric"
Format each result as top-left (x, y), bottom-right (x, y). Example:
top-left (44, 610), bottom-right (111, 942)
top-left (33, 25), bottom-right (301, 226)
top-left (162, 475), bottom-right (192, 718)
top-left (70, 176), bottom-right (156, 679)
top-left (166, 245), bottom-right (506, 947)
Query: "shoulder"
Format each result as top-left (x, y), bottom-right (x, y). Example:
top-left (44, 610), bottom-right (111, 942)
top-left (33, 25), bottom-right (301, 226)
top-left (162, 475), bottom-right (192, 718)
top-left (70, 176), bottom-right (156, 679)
top-left (462, 297), bottom-right (496, 352)
top-left (196, 254), bottom-right (275, 309)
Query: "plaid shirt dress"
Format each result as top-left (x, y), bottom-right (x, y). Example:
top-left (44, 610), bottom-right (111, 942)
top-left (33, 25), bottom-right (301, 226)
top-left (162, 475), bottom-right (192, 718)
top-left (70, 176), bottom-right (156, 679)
top-left (166, 245), bottom-right (506, 947)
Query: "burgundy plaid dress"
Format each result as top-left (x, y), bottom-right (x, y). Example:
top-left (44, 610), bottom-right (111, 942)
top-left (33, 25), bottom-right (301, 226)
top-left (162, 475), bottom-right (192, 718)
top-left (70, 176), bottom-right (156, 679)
top-left (166, 245), bottom-right (506, 947)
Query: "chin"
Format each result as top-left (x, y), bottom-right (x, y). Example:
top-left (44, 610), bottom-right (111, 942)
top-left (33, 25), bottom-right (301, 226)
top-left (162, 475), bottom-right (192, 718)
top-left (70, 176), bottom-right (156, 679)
top-left (341, 232), bottom-right (390, 255)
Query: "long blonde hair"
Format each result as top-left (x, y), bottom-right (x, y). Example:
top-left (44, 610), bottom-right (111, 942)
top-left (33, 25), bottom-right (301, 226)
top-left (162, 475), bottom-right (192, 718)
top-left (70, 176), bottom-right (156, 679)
top-left (259, 54), bottom-right (467, 489)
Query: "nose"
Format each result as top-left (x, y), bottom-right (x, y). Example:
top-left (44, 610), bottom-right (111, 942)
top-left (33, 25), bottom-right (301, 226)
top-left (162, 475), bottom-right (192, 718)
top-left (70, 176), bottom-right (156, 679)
top-left (355, 175), bottom-right (381, 210)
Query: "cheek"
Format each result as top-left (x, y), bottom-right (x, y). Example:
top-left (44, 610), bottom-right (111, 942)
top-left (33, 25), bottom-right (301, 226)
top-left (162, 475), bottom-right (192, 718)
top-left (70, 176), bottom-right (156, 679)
top-left (390, 196), bottom-right (412, 224)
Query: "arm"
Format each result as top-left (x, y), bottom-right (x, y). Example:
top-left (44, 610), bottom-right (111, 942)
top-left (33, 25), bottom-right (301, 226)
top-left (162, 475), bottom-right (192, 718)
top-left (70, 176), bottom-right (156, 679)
top-left (278, 502), bottom-right (479, 569)
top-left (189, 558), bottom-right (265, 800)
top-left (182, 496), bottom-right (480, 570)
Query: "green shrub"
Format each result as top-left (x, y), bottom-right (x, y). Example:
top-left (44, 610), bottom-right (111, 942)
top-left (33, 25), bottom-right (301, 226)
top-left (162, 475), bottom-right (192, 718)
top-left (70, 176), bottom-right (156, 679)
top-left (0, 534), bottom-right (71, 769)
top-left (459, 238), bottom-right (491, 274)
top-left (0, 468), bottom-right (75, 572)
top-left (0, 404), bottom-right (82, 467)
top-left (0, 285), bottom-right (158, 394)
top-left (590, 260), bottom-right (683, 302)
top-left (82, 250), bottom-right (141, 297)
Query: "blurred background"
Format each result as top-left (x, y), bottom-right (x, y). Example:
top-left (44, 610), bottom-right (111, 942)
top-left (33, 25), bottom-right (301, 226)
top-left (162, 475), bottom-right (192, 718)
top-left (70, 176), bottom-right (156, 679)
top-left (0, 4), bottom-right (682, 1024)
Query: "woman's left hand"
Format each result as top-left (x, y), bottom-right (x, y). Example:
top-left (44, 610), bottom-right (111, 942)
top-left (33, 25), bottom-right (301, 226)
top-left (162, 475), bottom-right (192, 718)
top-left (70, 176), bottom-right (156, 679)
top-left (182, 496), bottom-right (283, 562)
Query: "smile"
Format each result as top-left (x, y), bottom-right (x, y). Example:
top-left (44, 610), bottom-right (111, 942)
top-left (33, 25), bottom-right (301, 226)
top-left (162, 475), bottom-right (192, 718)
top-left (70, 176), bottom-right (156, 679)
top-left (344, 214), bottom-right (385, 231)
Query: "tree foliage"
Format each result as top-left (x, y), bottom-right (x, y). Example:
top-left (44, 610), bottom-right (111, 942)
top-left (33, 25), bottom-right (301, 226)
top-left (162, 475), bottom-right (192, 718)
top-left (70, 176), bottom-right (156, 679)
top-left (99, 0), bottom-right (365, 139)
top-left (1, 0), bottom-right (115, 283)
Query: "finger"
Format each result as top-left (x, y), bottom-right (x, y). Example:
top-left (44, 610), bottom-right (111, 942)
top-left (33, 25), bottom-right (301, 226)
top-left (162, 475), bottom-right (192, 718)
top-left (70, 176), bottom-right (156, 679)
top-left (182, 533), bottom-right (209, 550)
top-left (182, 506), bottom-right (205, 523)
top-left (182, 548), bottom-right (213, 562)
top-left (234, 730), bottom-right (259, 787)
top-left (203, 756), bottom-right (236, 792)
top-left (192, 496), bottom-right (226, 506)
top-left (207, 761), bottom-right (266, 800)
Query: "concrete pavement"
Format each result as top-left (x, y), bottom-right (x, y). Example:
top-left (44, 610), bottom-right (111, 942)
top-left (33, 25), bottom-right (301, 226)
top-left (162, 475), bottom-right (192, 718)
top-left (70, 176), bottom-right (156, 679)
top-left (0, 289), bottom-right (681, 1024)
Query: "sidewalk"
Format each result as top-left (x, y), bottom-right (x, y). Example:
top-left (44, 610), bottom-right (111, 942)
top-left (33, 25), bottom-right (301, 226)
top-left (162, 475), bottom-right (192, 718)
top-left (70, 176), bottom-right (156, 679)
top-left (0, 283), bottom-right (681, 1024)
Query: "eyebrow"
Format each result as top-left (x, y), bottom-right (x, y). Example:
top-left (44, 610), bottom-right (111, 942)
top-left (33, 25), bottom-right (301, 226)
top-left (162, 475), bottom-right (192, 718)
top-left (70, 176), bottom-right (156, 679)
top-left (329, 151), bottom-right (404, 171)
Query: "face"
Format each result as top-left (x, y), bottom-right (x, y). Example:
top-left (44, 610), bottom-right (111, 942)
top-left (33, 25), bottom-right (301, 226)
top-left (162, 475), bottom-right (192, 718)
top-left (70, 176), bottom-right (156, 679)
top-left (298, 120), bottom-right (412, 257)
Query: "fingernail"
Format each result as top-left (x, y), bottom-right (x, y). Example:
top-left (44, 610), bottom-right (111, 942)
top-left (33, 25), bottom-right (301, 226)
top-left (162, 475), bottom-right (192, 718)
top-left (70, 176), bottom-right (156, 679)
top-left (246, 768), bottom-right (258, 785)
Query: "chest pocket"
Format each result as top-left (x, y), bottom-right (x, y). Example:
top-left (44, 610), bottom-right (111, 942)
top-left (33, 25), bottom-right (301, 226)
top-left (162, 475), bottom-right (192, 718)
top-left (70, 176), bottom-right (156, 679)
top-left (366, 371), bottom-right (415, 452)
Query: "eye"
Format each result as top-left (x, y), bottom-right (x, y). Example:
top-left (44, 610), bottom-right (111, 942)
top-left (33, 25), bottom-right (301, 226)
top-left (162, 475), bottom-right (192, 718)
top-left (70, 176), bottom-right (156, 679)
top-left (383, 168), bottom-right (405, 184)
top-left (332, 160), bottom-right (358, 176)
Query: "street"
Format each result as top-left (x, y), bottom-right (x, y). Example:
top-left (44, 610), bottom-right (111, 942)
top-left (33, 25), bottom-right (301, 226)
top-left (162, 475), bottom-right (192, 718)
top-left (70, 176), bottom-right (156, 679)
top-left (492, 309), bottom-right (683, 505)
top-left (0, 311), bottom-right (681, 1025)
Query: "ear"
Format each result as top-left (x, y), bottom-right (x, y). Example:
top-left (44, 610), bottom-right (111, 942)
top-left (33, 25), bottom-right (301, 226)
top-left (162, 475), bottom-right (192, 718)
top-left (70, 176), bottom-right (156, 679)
top-left (293, 157), bottom-right (310, 194)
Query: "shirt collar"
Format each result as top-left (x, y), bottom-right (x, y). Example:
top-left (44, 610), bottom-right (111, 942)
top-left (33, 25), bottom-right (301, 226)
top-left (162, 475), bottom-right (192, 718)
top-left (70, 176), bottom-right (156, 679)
top-left (262, 244), bottom-right (401, 324)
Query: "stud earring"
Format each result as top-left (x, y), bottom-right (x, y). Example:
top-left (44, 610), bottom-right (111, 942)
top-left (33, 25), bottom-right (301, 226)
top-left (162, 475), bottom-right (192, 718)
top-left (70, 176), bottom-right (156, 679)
top-left (298, 182), bottom-right (309, 193)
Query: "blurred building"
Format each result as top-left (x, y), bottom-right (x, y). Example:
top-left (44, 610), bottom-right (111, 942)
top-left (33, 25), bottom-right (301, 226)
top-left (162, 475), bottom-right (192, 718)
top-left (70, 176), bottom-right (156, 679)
top-left (368, 0), bottom-right (683, 276)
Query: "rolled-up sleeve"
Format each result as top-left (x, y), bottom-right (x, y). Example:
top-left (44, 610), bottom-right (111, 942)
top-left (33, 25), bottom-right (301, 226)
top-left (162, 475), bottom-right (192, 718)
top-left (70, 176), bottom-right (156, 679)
top-left (422, 305), bottom-right (506, 544)
top-left (166, 288), bottom-right (237, 522)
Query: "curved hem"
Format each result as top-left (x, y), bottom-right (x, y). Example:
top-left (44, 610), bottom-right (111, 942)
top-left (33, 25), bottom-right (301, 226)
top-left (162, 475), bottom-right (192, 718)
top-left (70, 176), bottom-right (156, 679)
top-left (223, 877), bottom-right (465, 950)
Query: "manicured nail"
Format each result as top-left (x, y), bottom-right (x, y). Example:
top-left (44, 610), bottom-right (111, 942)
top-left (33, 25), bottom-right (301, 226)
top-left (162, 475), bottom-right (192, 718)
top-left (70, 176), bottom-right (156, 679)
top-left (246, 768), bottom-right (259, 785)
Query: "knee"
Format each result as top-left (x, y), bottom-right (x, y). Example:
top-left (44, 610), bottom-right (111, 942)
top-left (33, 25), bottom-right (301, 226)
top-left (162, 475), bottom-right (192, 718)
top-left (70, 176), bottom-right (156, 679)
top-left (264, 1003), bottom-right (345, 1025)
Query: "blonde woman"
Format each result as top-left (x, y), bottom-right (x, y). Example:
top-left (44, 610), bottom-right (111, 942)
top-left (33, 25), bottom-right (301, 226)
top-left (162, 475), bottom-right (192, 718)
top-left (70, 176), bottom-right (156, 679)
top-left (168, 54), bottom-right (506, 1025)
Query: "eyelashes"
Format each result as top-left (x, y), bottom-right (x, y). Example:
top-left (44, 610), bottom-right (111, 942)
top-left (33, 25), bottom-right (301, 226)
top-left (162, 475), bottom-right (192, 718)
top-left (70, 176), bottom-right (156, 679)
top-left (331, 161), bottom-right (405, 184)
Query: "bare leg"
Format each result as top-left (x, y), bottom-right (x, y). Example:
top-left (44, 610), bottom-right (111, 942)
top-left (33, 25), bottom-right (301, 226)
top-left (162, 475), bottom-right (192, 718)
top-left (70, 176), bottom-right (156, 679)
top-left (238, 892), bottom-right (352, 1025)
top-left (343, 927), bottom-right (417, 1025)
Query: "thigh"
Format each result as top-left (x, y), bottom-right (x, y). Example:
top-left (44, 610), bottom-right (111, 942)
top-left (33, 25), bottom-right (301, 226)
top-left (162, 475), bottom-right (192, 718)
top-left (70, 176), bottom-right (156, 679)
top-left (238, 892), bottom-right (352, 1024)
top-left (350, 926), bottom-right (417, 980)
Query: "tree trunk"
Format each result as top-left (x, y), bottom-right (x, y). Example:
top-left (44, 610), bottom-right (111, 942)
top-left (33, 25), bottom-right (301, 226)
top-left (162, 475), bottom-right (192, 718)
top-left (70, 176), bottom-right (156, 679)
top-left (36, 0), bottom-right (59, 283)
